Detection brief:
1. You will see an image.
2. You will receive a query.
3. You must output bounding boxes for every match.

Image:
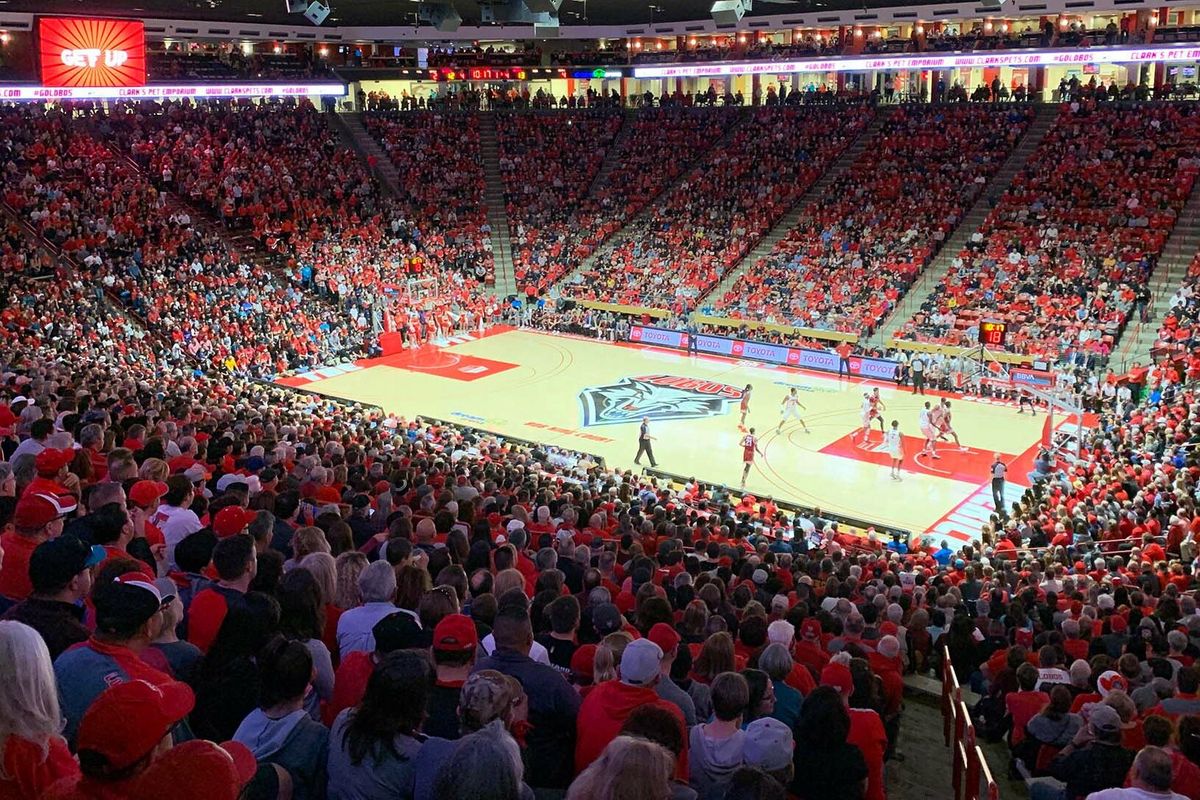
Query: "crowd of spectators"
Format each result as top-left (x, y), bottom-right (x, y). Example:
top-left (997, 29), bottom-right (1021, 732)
top-left (7, 227), bottom-right (1200, 799)
top-left (564, 103), bottom-right (873, 310)
top-left (1157, 254), bottom-right (1200, 359)
top-left (5, 92), bottom-right (1200, 800)
top-left (0, 103), bottom-right (376, 376)
top-left (89, 98), bottom-right (495, 342)
top-left (898, 100), bottom-right (1200, 366)
top-left (496, 111), bottom-right (622, 291)
top-left (502, 108), bottom-right (739, 293)
top-left (362, 110), bottom-right (496, 288)
top-left (713, 105), bottom-right (1033, 335)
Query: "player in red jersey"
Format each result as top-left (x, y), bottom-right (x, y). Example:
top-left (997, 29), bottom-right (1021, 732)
top-left (741, 427), bottom-right (763, 487)
top-left (937, 398), bottom-right (967, 451)
top-left (739, 384), bottom-right (753, 426)
top-left (855, 388), bottom-right (887, 444)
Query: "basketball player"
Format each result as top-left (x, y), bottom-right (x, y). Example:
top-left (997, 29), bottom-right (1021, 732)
top-left (918, 401), bottom-right (941, 459)
top-left (739, 384), bottom-right (753, 426)
top-left (777, 388), bottom-right (810, 434)
top-left (884, 420), bottom-right (904, 480)
top-left (1017, 389), bottom-right (1037, 416)
top-left (857, 388), bottom-right (886, 443)
top-left (856, 392), bottom-right (874, 444)
top-left (937, 399), bottom-right (967, 451)
top-left (869, 388), bottom-right (887, 433)
top-left (740, 427), bottom-right (763, 487)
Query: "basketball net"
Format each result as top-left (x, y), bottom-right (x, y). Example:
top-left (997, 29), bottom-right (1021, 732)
top-left (960, 343), bottom-right (1084, 459)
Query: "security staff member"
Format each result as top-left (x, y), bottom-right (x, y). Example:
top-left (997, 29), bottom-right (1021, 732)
top-left (990, 454), bottom-right (1008, 517)
top-left (634, 416), bottom-right (658, 468)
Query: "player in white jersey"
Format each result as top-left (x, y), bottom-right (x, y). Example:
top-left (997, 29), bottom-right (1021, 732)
top-left (777, 388), bottom-right (810, 434)
top-left (918, 401), bottom-right (941, 459)
top-left (884, 419), bottom-right (904, 480)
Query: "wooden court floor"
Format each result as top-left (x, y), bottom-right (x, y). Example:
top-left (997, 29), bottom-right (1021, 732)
top-left (279, 328), bottom-right (1049, 539)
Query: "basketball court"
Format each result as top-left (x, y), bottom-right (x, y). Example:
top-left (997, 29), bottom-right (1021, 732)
top-left (277, 327), bottom-right (1058, 542)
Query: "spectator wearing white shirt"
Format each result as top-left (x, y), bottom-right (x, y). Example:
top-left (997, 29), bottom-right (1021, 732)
top-left (151, 475), bottom-right (203, 570)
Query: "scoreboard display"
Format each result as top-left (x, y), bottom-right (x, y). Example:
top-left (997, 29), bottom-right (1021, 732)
top-left (426, 67), bottom-right (529, 82)
top-left (979, 320), bottom-right (1008, 348)
top-left (422, 67), bottom-right (621, 82)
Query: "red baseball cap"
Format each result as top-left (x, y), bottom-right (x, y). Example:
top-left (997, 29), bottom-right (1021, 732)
top-left (129, 480), bottom-right (169, 509)
top-left (432, 613), bottom-right (478, 652)
top-left (571, 643), bottom-right (598, 680)
top-left (648, 622), bottom-right (681, 653)
top-left (212, 506), bottom-right (256, 538)
top-left (820, 662), bottom-right (854, 695)
top-left (77, 679), bottom-right (195, 770)
top-left (34, 447), bottom-right (74, 476)
top-left (130, 739), bottom-right (257, 800)
top-left (12, 492), bottom-right (76, 529)
top-left (800, 618), bottom-right (822, 641)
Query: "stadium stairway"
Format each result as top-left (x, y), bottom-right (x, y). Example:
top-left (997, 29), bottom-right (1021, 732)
top-left (584, 107), bottom-right (637, 197)
top-left (328, 112), bottom-right (404, 198)
top-left (550, 107), bottom-right (749, 297)
top-left (478, 114), bottom-right (519, 297)
top-left (695, 105), bottom-right (894, 312)
top-left (100, 142), bottom-right (284, 278)
top-left (0, 201), bottom-right (180, 358)
top-left (871, 102), bottom-right (1058, 346)
top-left (1111, 184), bottom-right (1200, 367)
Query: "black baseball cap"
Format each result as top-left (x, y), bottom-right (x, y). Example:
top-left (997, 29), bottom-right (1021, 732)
top-left (30, 535), bottom-right (105, 595)
top-left (373, 612), bottom-right (431, 653)
top-left (591, 602), bottom-right (624, 636)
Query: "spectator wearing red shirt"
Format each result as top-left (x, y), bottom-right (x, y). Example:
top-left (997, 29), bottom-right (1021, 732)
top-left (0, 492), bottom-right (75, 607)
top-left (1007, 663), bottom-right (1050, 747)
top-left (822, 660), bottom-right (888, 800)
top-left (186, 534), bottom-right (257, 654)
top-left (793, 617), bottom-right (830, 676)
top-left (23, 448), bottom-right (75, 507)
top-left (574, 638), bottom-right (687, 775)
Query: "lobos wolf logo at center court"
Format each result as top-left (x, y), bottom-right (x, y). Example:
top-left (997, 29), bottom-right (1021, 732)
top-left (578, 375), bottom-right (745, 427)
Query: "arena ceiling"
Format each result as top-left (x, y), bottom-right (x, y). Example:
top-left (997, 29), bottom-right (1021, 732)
top-left (3, 0), bottom-right (959, 30)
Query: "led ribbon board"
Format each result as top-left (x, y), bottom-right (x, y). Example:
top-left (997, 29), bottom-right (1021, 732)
top-left (632, 44), bottom-right (1200, 79)
top-left (0, 83), bottom-right (347, 101)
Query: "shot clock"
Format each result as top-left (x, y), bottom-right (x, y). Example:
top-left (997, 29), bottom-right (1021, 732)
top-left (979, 320), bottom-right (1008, 348)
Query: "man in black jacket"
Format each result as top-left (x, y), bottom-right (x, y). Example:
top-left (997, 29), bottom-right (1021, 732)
top-left (1047, 703), bottom-right (1135, 799)
top-left (472, 594), bottom-right (581, 790)
top-left (3, 535), bottom-right (101, 659)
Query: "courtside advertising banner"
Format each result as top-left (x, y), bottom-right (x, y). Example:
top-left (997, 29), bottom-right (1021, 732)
top-left (39, 17), bottom-right (147, 88)
top-left (628, 326), bottom-right (899, 379)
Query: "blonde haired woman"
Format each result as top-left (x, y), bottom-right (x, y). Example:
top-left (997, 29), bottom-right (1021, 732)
top-left (137, 458), bottom-right (170, 482)
top-left (300, 551), bottom-right (341, 658)
top-left (593, 632), bottom-right (633, 685)
top-left (566, 735), bottom-right (673, 800)
top-left (286, 526), bottom-right (331, 571)
top-left (0, 621), bottom-right (80, 798)
top-left (334, 551), bottom-right (368, 611)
